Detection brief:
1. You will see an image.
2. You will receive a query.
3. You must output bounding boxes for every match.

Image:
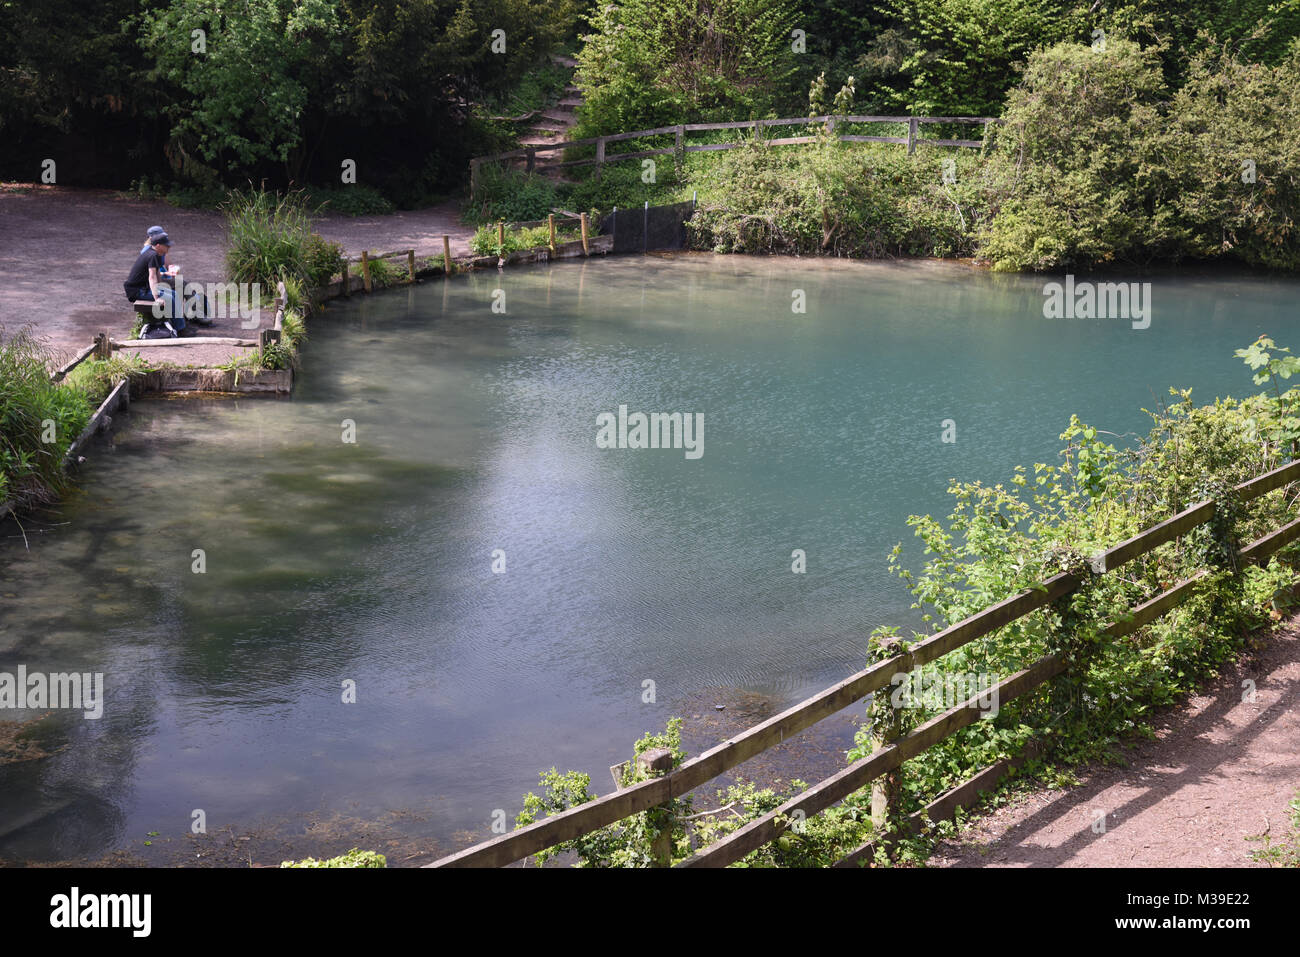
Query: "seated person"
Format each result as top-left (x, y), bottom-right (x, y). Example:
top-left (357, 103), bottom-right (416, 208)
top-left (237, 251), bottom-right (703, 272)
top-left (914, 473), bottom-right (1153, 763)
top-left (124, 234), bottom-right (189, 335)
top-left (139, 225), bottom-right (213, 324)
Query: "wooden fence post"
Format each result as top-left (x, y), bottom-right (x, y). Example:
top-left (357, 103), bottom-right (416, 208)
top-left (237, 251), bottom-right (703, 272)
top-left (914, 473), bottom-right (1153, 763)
top-left (443, 234), bottom-right (453, 276)
top-left (640, 748), bottom-right (676, 867)
top-left (907, 116), bottom-right (919, 154)
top-left (94, 331), bottom-right (111, 360)
top-left (867, 632), bottom-right (907, 855)
top-left (675, 124), bottom-right (685, 174)
top-left (469, 158), bottom-right (479, 196)
top-left (595, 137), bottom-right (606, 182)
top-left (580, 213), bottom-right (590, 256)
top-left (360, 250), bottom-right (372, 293)
top-left (547, 213), bottom-right (556, 251)
top-left (526, 148), bottom-right (536, 174)
top-left (341, 260), bottom-right (351, 297)
top-left (407, 249), bottom-right (416, 283)
top-left (497, 221), bottom-right (505, 253)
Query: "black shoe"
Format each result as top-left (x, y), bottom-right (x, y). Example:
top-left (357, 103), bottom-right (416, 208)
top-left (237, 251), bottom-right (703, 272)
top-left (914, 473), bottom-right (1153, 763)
top-left (191, 316), bottom-right (216, 327)
top-left (177, 326), bottom-right (198, 337)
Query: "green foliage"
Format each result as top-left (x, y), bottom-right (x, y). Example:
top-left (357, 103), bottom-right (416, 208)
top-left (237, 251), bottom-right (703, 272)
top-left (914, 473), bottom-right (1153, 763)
top-left (468, 223), bottom-right (581, 257)
top-left (573, 0), bottom-right (800, 137)
top-left (307, 185), bottom-right (395, 217)
top-left (516, 719), bottom-right (695, 867)
top-left (63, 355), bottom-right (151, 406)
top-left (280, 847), bottom-right (386, 868)
top-left (979, 39), bottom-right (1186, 271)
top-left (0, 329), bottom-right (94, 509)
top-left (302, 234), bottom-right (345, 288)
top-left (141, 0), bottom-right (346, 172)
top-left (688, 139), bottom-right (985, 258)
top-left (224, 187), bottom-right (340, 289)
top-left (1234, 336), bottom-right (1300, 453)
top-left (465, 165), bottom-right (560, 225)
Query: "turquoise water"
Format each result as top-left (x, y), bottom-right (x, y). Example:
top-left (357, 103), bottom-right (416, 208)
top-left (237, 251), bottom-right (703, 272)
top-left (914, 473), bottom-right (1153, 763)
top-left (1, 254), bottom-right (1297, 863)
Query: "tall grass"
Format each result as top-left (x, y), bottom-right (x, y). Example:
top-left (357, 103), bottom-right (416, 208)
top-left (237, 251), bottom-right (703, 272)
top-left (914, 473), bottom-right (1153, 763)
top-left (223, 187), bottom-right (344, 293)
top-left (223, 188), bottom-right (315, 288)
top-left (0, 328), bottom-right (94, 509)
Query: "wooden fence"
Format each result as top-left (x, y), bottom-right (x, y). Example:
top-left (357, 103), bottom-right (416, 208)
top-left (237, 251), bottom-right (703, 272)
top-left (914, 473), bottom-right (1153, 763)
top-left (429, 458), bottom-right (1300, 867)
top-left (469, 114), bottom-right (998, 190)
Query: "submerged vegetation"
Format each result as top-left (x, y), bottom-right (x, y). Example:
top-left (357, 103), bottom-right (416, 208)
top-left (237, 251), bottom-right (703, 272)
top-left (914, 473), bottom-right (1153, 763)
top-left (515, 339), bottom-right (1300, 866)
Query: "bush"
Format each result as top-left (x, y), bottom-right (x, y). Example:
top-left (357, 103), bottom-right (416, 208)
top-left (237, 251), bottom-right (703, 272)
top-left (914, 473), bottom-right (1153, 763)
top-left (307, 185), bottom-right (395, 217)
top-left (302, 233), bottom-right (344, 288)
top-left (688, 138), bottom-right (986, 258)
top-left (224, 187), bottom-right (315, 287)
top-left (465, 165), bottom-right (560, 225)
top-left (0, 328), bottom-right (94, 509)
top-left (979, 40), bottom-right (1187, 271)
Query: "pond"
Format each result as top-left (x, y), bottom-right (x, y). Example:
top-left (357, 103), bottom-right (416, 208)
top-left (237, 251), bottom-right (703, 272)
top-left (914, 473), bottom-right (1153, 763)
top-left (2, 254), bottom-right (1297, 864)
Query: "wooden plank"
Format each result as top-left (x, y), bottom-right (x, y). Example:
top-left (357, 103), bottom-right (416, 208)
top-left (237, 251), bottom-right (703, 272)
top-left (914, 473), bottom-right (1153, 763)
top-left (51, 342), bottom-right (98, 382)
top-left (913, 116), bottom-right (999, 124)
top-left (428, 572), bottom-right (1076, 867)
top-left (604, 147), bottom-right (676, 162)
top-left (360, 250), bottom-right (372, 293)
top-left (1090, 500), bottom-right (1215, 573)
top-left (1240, 516), bottom-right (1300, 565)
top-left (64, 378), bottom-right (130, 466)
top-left (685, 143), bottom-right (742, 153)
top-left (678, 653), bottom-right (1068, 867)
top-left (1237, 459), bottom-right (1300, 501)
top-left (604, 125), bottom-right (682, 142)
top-left (837, 135), bottom-right (909, 145)
top-left (1103, 570), bottom-right (1209, 639)
top-left (840, 115), bottom-right (912, 123)
top-left (764, 136), bottom-right (818, 147)
top-left (919, 138), bottom-right (985, 148)
top-left (834, 741), bottom-right (1044, 867)
top-left (428, 775), bottom-right (672, 868)
top-left (113, 337), bottom-right (259, 348)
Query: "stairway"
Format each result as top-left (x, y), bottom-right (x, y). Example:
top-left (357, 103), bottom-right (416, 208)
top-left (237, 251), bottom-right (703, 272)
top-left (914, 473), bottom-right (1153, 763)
top-left (515, 55), bottom-right (582, 181)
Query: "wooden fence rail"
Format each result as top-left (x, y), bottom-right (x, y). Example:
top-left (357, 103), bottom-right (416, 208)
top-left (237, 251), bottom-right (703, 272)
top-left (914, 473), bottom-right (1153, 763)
top-left (469, 115), bottom-right (998, 191)
top-left (429, 457), bottom-right (1300, 868)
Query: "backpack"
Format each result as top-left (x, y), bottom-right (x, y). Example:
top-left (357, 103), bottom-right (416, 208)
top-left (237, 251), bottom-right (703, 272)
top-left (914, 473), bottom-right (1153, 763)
top-left (141, 320), bottom-right (177, 339)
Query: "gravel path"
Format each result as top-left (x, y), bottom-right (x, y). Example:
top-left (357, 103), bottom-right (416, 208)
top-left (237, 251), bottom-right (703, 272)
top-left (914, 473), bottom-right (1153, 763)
top-left (929, 616), bottom-right (1300, 867)
top-left (0, 183), bottom-right (474, 366)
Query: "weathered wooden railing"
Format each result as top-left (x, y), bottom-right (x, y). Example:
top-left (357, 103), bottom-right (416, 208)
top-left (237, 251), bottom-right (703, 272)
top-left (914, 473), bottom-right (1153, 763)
top-left (429, 458), bottom-right (1300, 868)
top-left (469, 114), bottom-right (998, 189)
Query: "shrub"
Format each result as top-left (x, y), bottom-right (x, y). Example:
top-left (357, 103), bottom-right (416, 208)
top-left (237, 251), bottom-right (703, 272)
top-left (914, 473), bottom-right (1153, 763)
top-left (302, 234), bottom-right (344, 288)
top-left (307, 185), bottom-right (395, 217)
top-left (979, 40), bottom-right (1188, 271)
top-left (465, 165), bottom-right (559, 225)
top-left (0, 328), bottom-right (94, 509)
top-left (223, 187), bottom-right (314, 287)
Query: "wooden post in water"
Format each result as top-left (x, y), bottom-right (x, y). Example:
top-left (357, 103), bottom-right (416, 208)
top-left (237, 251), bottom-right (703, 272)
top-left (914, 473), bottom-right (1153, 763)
top-left (341, 260), bottom-right (351, 297)
top-left (497, 221), bottom-right (505, 253)
top-left (548, 214), bottom-right (556, 251)
top-left (580, 213), bottom-right (589, 256)
top-left (407, 250), bottom-right (416, 283)
top-left (443, 235), bottom-right (453, 276)
top-left (360, 250), bottom-right (372, 293)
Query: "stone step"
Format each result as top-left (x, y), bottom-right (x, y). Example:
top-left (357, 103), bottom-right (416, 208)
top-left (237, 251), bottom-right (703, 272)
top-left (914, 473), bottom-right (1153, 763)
top-left (530, 119), bottom-right (569, 133)
top-left (558, 97), bottom-right (583, 109)
top-left (551, 54), bottom-right (578, 68)
top-left (541, 109), bottom-right (574, 123)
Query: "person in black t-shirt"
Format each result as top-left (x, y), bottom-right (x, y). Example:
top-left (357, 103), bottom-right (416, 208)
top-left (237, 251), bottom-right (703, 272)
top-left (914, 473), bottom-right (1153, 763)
top-left (124, 235), bottom-right (187, 333)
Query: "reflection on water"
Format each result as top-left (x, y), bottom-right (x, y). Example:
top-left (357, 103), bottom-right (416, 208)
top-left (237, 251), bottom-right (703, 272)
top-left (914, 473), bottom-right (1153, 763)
top-left (2, 254), bottom-right (1297, 863)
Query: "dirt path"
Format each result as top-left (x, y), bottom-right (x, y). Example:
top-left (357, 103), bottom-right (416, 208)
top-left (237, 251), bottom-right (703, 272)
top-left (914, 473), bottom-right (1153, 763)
top-left (930, 617), bottom-right (1300, 867)
top-left (0, 183), bottom-right (475, 366)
